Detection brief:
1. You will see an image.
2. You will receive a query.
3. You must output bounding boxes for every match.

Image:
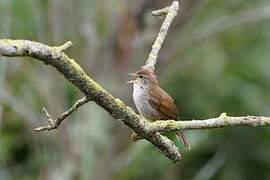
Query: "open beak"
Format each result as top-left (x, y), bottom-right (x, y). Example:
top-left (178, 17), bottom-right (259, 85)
top-left (127, 73), bottom-right (137, 84)
top-left (128, 73), bottom-right (137, 77)
top-left (126, 80), bottom-right (135, 84)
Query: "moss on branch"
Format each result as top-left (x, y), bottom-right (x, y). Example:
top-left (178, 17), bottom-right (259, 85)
top-left (0, 39), bottom-right (181, 162)
top-left (149, 114), bottom-right (270, 133)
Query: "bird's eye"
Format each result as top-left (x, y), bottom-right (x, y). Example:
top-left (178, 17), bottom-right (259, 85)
top-left (138, 75), bottom-right (144, 78)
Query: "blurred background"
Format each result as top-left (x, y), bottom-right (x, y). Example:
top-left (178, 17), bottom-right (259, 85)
top-left (1, 0), bottom-right (270, 179)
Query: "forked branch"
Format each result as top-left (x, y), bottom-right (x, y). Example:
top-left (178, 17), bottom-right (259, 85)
top-left (35, 96), bottom-right (89, 131)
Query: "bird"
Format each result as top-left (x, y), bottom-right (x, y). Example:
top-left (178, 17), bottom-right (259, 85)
top-left (127, 67), bottom-right (190, 150)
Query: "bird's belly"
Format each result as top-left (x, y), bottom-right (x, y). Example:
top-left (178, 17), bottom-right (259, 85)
top-left (133, 91), bottom-right (159, 121)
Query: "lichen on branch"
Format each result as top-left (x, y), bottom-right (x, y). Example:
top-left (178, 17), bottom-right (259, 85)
top-left (149, 113), bottom-right (270, 133)
top-left (0, 38), bottom-right (181, 162)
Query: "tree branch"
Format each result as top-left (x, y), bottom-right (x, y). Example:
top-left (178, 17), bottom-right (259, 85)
top-left (0, 1), bottom-right (183, 162)
top-left (143, 1), bottom-right (179, 70)
top-left (149, 113), bottom-right (270, 133)
top-left (34, 96), bottom-right (89, 131)
top-left (0, 38), bottom-right (181, 162)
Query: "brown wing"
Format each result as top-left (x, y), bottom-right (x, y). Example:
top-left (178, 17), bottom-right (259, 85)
top-left (149, 85), bottom-right (178, 120)
top-left (149, 86), bottom-right (191, 149)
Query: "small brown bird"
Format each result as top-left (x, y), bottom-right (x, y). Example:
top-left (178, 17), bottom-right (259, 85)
top-left (128, 67), bottom-right (190, 149)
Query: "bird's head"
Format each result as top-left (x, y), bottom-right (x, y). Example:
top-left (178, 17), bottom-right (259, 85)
top-left (127, 67), bottom-right (158, 87)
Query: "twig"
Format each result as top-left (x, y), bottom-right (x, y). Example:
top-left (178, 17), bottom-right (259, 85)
top-left (152, 7), bottom-right (171, 17)
top-left (143, 1), bottom-right (179, 70)
top-left (34, 96), bottom-right (89, 131)
top-left (56, 41), bottom-right (73, 52)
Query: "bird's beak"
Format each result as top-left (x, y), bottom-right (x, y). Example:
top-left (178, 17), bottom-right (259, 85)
top-left (127, 73), bottom-right (137, 84)
top-left (128, 73), bottom-right (137, 77)
top-left (126, 80), bottom-right (135, 84)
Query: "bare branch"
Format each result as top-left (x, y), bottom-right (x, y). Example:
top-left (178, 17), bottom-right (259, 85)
top-left (56, 41), bottom-right (73, 52)
top-left (34, 96), bottom-right (89, 131)
top-left (149, 113), bottom-right (270, 133)
top-left (143, 1), bottom-right (179, 70)
top-left (152, 7), bottom-right (170, 17)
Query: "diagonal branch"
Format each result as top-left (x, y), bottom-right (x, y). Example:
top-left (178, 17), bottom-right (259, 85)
top-left (34, 96), bottom-right (89, 131)
top-left (0, 39), bottom-right (181, 162)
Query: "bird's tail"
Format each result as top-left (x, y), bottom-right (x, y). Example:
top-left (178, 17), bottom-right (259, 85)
top-left (176, 130), bottom-right (191, 150)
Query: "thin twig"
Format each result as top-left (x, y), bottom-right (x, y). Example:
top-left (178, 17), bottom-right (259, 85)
top-left (56, 41), bottom-right (73, 52)
top-left (152, 7), bottom-right (170, 17)
top-left (143, 1), bottom-right (179, 70)
top-left (34, 96), bottom-right (89, 131)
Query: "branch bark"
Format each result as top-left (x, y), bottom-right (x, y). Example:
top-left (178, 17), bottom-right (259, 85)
top-left (34, 96), bottom-right (89, 131)
top-left (143, 1), bottom-right (179, 70)
top-left (149, 113), bottom-right (270, 133)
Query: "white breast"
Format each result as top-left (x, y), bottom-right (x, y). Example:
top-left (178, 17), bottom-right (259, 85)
top-left (132, 83), bottom-right (159, 120)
